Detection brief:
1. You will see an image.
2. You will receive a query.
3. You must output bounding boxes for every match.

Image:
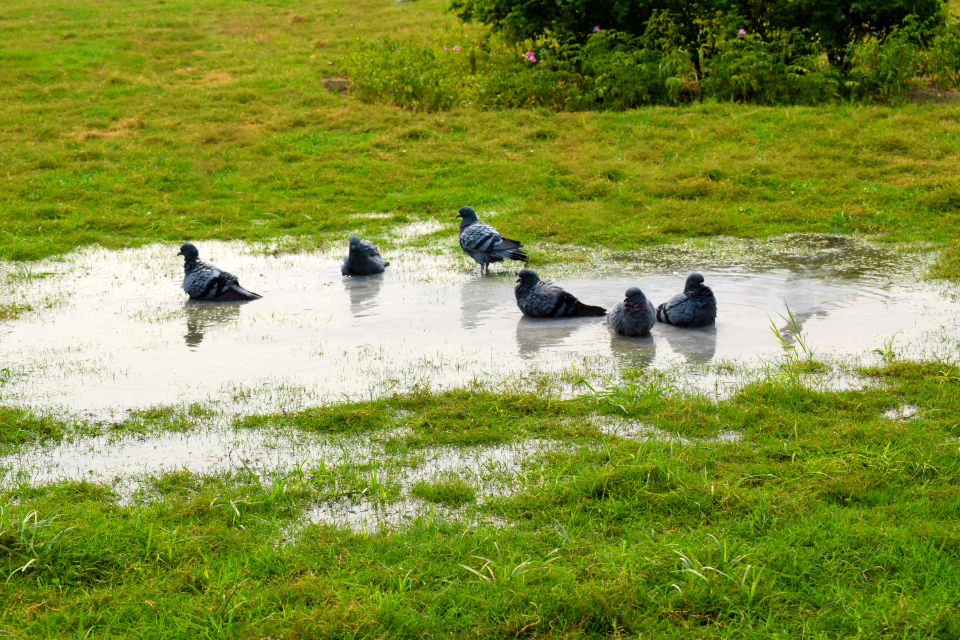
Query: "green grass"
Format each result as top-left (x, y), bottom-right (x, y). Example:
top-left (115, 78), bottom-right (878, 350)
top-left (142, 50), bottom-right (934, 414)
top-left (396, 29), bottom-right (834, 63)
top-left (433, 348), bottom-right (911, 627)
top-left (0, 0), bottom-right (959, 277)
top-left (2, 360), bottom-right (960, 637)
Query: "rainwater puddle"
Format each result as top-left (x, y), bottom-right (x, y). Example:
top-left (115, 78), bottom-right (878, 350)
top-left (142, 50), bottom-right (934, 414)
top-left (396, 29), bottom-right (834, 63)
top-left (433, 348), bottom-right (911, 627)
top-left (0, 234), bottom-right (957, 418)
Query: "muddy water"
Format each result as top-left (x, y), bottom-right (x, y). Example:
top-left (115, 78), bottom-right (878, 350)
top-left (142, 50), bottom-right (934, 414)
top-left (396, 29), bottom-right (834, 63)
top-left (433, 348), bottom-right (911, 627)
top-left (0, 234), bottom-right (957, 417)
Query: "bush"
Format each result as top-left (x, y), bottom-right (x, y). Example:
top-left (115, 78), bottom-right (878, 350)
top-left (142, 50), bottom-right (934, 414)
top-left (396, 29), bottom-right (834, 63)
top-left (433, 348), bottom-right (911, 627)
top-left (341, 11), bottom-right (960, 112)
top-left (450, 0), bottom-right (948, 66)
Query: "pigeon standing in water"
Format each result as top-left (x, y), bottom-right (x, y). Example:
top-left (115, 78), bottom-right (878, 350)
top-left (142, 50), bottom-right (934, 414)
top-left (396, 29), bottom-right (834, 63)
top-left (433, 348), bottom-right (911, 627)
top-left (656, 273), bottom-right (716, 327)
top-left (457, 206), bottom-right (528, 273)
top-left (341, 236), bottom-right (389, 276)
top-left (607, 287), bottom-right (656, 336)
top-left (515, 269), bottom-right (606, 318)
top-left (177, 243), bottom-right (262, 301)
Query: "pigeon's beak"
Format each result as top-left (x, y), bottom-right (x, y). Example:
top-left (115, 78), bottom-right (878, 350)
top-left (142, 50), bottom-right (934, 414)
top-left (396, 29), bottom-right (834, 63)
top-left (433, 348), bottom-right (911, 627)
top-left (176, 250), bottom-right (183, 256)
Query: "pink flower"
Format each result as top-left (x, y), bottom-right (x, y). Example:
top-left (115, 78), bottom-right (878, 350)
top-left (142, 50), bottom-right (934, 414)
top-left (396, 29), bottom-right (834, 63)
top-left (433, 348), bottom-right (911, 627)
top-left (443, 47), bottom-right (448, 50)
top-left (738, 29), bottom-right (746, 36)
top-left (523, 50), bottom-right (536, 63)
top-left (593, 26), bottom-right (600, 33)
top-left (453, 45), bottom-right (460, 51)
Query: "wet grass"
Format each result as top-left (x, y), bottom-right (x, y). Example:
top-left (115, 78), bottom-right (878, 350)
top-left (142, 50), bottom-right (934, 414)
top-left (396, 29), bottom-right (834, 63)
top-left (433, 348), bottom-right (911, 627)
top-left (2, 359), bottom-right (959, 637)
top-left (0, 0), bottom-right (959, 278)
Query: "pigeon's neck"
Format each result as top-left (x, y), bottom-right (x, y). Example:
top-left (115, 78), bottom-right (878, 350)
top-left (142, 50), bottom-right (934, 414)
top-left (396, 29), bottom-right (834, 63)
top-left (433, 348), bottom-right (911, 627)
top-left (687, 284), bottom-right (712, 297)
top-left (183, 257), bottom-right (199, 272)
top-left (515, 280), bottom-right (536, 297)
top-left (459, 217), bottom-right (477, 232)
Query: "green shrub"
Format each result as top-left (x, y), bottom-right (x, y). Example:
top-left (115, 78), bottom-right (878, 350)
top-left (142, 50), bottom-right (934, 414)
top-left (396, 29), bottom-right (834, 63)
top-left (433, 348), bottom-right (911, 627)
top-left (450, 0), bottom-right (948, 62)
top-left (701, 30), bottom-right (842, 105)
top-left (342, 10), bottom-right (960, 111)
top-left (344, 37), bottom-right (473, 112)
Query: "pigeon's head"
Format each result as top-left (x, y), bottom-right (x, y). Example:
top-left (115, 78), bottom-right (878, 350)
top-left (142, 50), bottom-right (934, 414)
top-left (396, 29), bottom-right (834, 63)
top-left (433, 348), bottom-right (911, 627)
top-left (624, 287), bottom-right (646, 302)
top-left (177, 243), bottom-right (199, 261)
top-left (515, 268), bottom-right (540, 291)
top-left (348, 236), bottom-right (360, 248)
top-left (456, 206), bottom-right (478, 223)
top-left (684, 272), bottom-right (706, 292)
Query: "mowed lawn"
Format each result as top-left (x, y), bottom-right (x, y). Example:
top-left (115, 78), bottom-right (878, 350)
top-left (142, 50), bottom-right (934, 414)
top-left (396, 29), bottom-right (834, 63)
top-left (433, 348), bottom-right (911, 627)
top-left (0, 0), bottom-right (958, 276)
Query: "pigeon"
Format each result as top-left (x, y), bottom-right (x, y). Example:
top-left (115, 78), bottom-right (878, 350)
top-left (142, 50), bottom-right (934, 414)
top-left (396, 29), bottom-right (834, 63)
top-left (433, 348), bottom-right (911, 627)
top-left (457, 206), bottom-right (528, 273)
top-left (607, 287), bottom-right (656, 336)
top-left (177, 243), bottom-right (262, 301)
top-left (341, 236), bottom-right (389, 276)
top-left (514, 269), bottom-right (606, 318)
top-left (656, 273), bottom-right (716, 327)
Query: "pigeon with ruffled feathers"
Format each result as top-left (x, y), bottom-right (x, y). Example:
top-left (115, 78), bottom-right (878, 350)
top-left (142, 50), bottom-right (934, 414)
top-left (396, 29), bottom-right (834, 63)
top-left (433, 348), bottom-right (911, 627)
top-left (341, 236), bottom-right (389, 276)
top-left (656, 273), bottom-right (716, 327)
top-left (177, 243), bottom-right (262, 301)
top-left (515, 269), bottom-right (606, 318)
top-left (607, 287), bottom-right (656, 336)
top-left (457, 206), bottom-right (528, 273)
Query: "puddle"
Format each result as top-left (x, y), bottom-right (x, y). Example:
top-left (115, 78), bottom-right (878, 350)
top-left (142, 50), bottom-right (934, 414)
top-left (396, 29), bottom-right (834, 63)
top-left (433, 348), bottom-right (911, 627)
top-left (884, 404), bottom-right (919, 420)
top-left (0, 234), bottom-right (957, 418)
top-left (0, 425), bottom-right (561, 532)
top-left (590, 415), bottom-right (742, 444)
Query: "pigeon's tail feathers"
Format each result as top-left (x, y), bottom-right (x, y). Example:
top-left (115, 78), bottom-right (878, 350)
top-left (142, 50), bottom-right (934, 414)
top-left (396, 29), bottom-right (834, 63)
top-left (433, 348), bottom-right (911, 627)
top-left (217, 284), bottom-right (262, 301)
top-left (491, 246), bottom-right (529, 263)
top-left (656, 302), bottom-right (668, 324)
top-left (573, 302), bottom-right (606, 317)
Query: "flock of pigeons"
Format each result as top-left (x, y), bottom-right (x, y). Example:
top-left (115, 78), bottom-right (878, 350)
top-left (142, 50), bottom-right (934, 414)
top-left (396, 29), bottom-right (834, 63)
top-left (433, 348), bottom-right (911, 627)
top-left (178, 206), bottom-right (717, 337)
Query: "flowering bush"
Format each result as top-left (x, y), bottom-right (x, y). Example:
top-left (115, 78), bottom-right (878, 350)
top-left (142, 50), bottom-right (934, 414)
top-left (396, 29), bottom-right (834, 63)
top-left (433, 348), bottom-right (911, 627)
top-left (342, 13), bottom-right (960, 112)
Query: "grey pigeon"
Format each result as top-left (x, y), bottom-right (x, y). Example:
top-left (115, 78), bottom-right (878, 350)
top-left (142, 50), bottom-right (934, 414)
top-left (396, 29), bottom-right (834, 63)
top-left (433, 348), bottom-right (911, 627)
top-left (607, 287), bottom-right (656, 336)
top-left (656, 273), bottom-right (716, 327)
top-left (177, 243), bottom-right (262, 301)
top-left (341, 236), bottom-right (389, 276)
top-left (514, 269), bottom-right (605, 318)
top-left (457, 206), bottom-right (528, 273)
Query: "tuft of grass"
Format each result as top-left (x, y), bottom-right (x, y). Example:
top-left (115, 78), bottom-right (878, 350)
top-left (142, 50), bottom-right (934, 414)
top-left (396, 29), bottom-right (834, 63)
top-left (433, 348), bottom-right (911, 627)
top-left (0, 407), bottom-right (64, 448)
top-left (0, 303), bottom-right (31, 320)
top-left (411, 477), bottom-right (476, 507)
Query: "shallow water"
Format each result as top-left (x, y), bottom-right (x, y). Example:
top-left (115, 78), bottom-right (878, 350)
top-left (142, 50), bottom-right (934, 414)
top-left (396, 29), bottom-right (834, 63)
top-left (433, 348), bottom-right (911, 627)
top-left (0, 234), bottom-right (957, 417)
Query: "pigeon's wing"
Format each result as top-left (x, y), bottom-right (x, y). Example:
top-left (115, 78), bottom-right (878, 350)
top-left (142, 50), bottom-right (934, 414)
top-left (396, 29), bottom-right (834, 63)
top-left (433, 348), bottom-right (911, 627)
top-left (687, 289), bottom-right (717, 326)
top-left (358, 239), bottom-right (383, 259)
top-left (606, 301), bottom-right (625, 331)
top-left (656, 292), bottom-right (695, 326)
top-left (359, 240), bottom-right (389, 267)
top-left (184, 261), bottom-right (261, 300)
top-left (530, 280), bottom-right (606, 317)
top-left (460, 222), bottom-right (527, 264)
top-left (345, 245), bottom-right (388, 276)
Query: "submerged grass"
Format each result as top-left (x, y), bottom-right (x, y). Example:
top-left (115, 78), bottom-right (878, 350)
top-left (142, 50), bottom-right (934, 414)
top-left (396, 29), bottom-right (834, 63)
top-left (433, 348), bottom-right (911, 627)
top-left (2, 360), bottom-right (959, 637)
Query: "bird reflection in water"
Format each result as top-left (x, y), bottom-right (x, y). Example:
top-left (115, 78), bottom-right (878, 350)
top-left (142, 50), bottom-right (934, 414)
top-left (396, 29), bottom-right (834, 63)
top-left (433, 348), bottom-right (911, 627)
top-left (183, 300), bottom-right (246, 349)
top-left (514, 316), bottom-right (585, 356)
top-left (460, 275), bottom-right (510, 331)
top-left (345, 274), bottom-right (384, 317)
top-left (607, 332), bottom-right (657, 371)
top-left (657, 324), bottom-right (718, 366)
